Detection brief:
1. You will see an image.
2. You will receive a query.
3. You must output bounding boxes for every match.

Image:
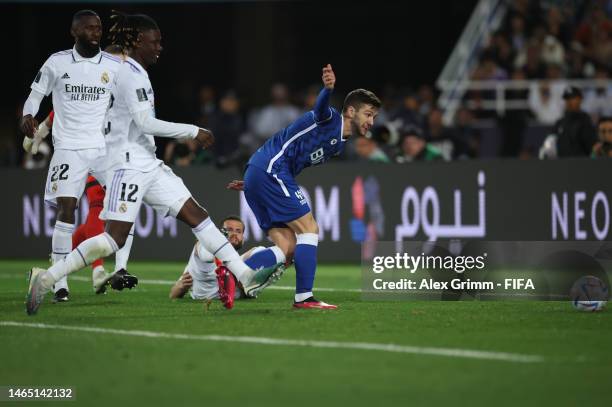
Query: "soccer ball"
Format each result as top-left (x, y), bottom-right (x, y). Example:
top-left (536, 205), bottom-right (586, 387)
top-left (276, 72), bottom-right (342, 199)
top-left (570, 276), bottom-right (609, 312)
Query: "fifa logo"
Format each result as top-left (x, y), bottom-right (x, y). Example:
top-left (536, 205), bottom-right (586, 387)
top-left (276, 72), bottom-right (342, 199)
top-left (310, 148), bottom-right (324, 165)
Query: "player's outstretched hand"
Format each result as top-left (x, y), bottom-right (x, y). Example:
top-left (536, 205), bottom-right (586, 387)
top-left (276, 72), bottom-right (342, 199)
top-left (195, 128), bottom-right (214, 149)
top-left (179, 272), bottom-right (193, 289)
top-left (19, 115), bottom-right (39, 138)
top-left (322, 64), bottom-right (335, 90)
top-left (227, 180), bottom-right (244, 191)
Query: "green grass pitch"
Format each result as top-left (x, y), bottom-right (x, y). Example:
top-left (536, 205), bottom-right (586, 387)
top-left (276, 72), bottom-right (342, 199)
top-left (1, 259), bottom-right (611, 406)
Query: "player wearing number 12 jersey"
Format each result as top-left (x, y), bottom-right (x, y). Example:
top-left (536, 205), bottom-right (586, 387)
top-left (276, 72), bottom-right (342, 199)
top-left (26, 12), bottom-right (274, 316)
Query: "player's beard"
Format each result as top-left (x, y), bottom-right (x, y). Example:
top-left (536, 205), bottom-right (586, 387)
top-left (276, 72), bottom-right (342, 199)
top-left (231, 240), bottom-right (243, 251)
top-left (351, 119), bottom-right (366, 137)
top-left (77, 38), bottom-right (100, 56)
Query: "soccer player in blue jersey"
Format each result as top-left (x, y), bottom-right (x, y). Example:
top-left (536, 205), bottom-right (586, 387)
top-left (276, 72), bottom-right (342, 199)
top-left (228, 64), bottom-right (381, 309)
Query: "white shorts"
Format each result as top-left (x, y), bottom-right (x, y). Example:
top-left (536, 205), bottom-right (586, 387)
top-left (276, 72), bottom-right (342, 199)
top-left (44, 148), bottom-right (108, 206)
top-left (100, 164), bottom-right (191, 223)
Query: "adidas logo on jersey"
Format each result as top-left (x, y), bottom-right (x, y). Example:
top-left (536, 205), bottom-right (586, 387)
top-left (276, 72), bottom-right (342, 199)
top-left (61, 73), bottom-right (70, 79)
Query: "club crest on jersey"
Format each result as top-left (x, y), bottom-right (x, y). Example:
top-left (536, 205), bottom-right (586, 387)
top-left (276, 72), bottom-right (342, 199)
top-left (119, 203), bottom-right (128, 213)
top-left (101, 72), bottom-right (109, 84)
top-left (51, 183), bottom-right (58, 193)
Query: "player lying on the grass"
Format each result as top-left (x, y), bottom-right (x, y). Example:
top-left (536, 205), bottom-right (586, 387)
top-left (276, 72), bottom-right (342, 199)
top-left (170, 216), bottom-right (285, 309)
top-left (26, 12), bottom-right (275, 316)
top-left (227, 64), bottom-right (380, 309)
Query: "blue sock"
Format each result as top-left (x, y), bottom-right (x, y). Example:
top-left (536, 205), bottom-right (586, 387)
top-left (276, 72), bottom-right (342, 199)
top-left (294, 233), bottom-right (319, 300)
top-left (245, 246), bottom-right (285, 270)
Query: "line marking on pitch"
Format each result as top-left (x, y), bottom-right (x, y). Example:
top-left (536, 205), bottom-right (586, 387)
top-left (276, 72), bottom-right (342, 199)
top-left (0, 274), bottom-right (360, 293)
top-left (0, 321), bottom-right (543, 363)
top-left (0, 274), bottom-right (569, 297)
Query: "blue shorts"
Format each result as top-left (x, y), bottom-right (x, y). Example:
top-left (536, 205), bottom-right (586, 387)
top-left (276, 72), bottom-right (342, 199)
top-left (243, 165), bottom-right (311, 232)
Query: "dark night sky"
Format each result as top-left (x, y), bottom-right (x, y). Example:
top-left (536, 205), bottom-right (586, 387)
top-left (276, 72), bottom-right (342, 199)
top-left (3, 1), bottom-right (477, 123)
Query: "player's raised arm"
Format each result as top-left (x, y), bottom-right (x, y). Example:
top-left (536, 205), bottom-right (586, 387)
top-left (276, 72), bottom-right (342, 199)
top-left (313, 64), bottom-right (335, 123)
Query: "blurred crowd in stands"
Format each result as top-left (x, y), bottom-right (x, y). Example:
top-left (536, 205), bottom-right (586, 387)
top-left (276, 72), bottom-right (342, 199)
top-left (6, 0), bottom-right (612, 169)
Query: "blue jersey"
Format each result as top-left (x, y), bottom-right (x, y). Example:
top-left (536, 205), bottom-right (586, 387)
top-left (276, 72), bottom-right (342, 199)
top-left (248, 88), bottom-right (344, 177)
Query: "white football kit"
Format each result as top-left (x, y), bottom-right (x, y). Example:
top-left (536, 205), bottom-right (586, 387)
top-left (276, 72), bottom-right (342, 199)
top-left (100, 57), bottom-right (199, 223)
top-left (183, 244), bottom-right (265, 300)
top-left (25, 47), bottom-right (123, 204)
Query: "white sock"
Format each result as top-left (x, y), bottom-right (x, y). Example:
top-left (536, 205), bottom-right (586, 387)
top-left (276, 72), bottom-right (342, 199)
top-left (92, 264), bottom-right (105, 275)
top-left (52, 221), bottom-right (74, 293)
top-left (192, 218), bottom-right (252, 283)
top-left (45, 233), bottom-right (118, 286)
top-left (270, 246), bottom-right (287, 264)
top-left (114, 225), bottom-right (134, 272)
top-left (295, 291), bottom-right (313, 302)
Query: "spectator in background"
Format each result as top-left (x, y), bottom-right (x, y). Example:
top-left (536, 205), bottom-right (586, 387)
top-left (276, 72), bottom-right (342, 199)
top-left (417, 84), bottom-right (435, 117)
top-left (301, 85), bottom-right (320, 112)
top-left (476, 51), bottom-right (508, 81)
top-left (508, 15), bottom-right (527, 52)
top-left (516, 39), bottom-right (546, 78)
top-left (553, 86), bottom-right (597, 157)
top-left (545, 6), bottom-right (572, 47)
top-left (528, 80), bottom-right (565, 125)
top-left (574, 5), bottom-right (612, 53)
top-left (583, 67), bottom-right (612, 122)
top-left (391, 90), bottom-right (424, 129)
top-left (452, 107), bottom-right (481, 158)
top-left (589, 28), bottom-right (612, 70)
top-left (354, 133), bottom-right (390, 163)
top-left (490, 31), bottom-right (515, 73)
top-left (195, 85), bottom-right (216, 128)
top-left (425, 108), bottom-right (468, 160)
top-left (249, 83), bottom-right (300, 146)
top-left (499, 68), bottom-right (530, 157)
top-left (374, 85), bottom-right (398, 125)
top-left (566, 41), bottom-right (589, 78)
top-left (369, 124), bottom-right (400, 159)
top-left (592, 116), bottom-right (612, 158)
top-left (164, 138), bottom-right (213, 167)
top-left (396, 126), bottom-right (443, 163)
top-left (207, 90), bottom-right (245, 168)
top-left (540, 35), bottom-right (565, 67)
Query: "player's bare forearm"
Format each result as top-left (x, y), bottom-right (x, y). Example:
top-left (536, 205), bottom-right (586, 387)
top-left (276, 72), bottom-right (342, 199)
top-left (169, 272), bottom-right (192, 299)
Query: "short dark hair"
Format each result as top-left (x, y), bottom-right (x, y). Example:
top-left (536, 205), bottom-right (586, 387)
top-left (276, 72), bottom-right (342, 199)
top-left (72, 10), bottom-right (99, 25)
top-left (108, 11), bottom-right (159, 52)
top-left (222, 215), bottom-right (244, 229)
top-left (599, 116), bottom-right (612, 126)
top-left (342, 89), bottom-right (381, 113)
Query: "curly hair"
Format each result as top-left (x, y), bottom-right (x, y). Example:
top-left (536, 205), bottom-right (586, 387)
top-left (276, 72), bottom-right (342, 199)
top-left (108, 10), bottom-right (159, 53)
